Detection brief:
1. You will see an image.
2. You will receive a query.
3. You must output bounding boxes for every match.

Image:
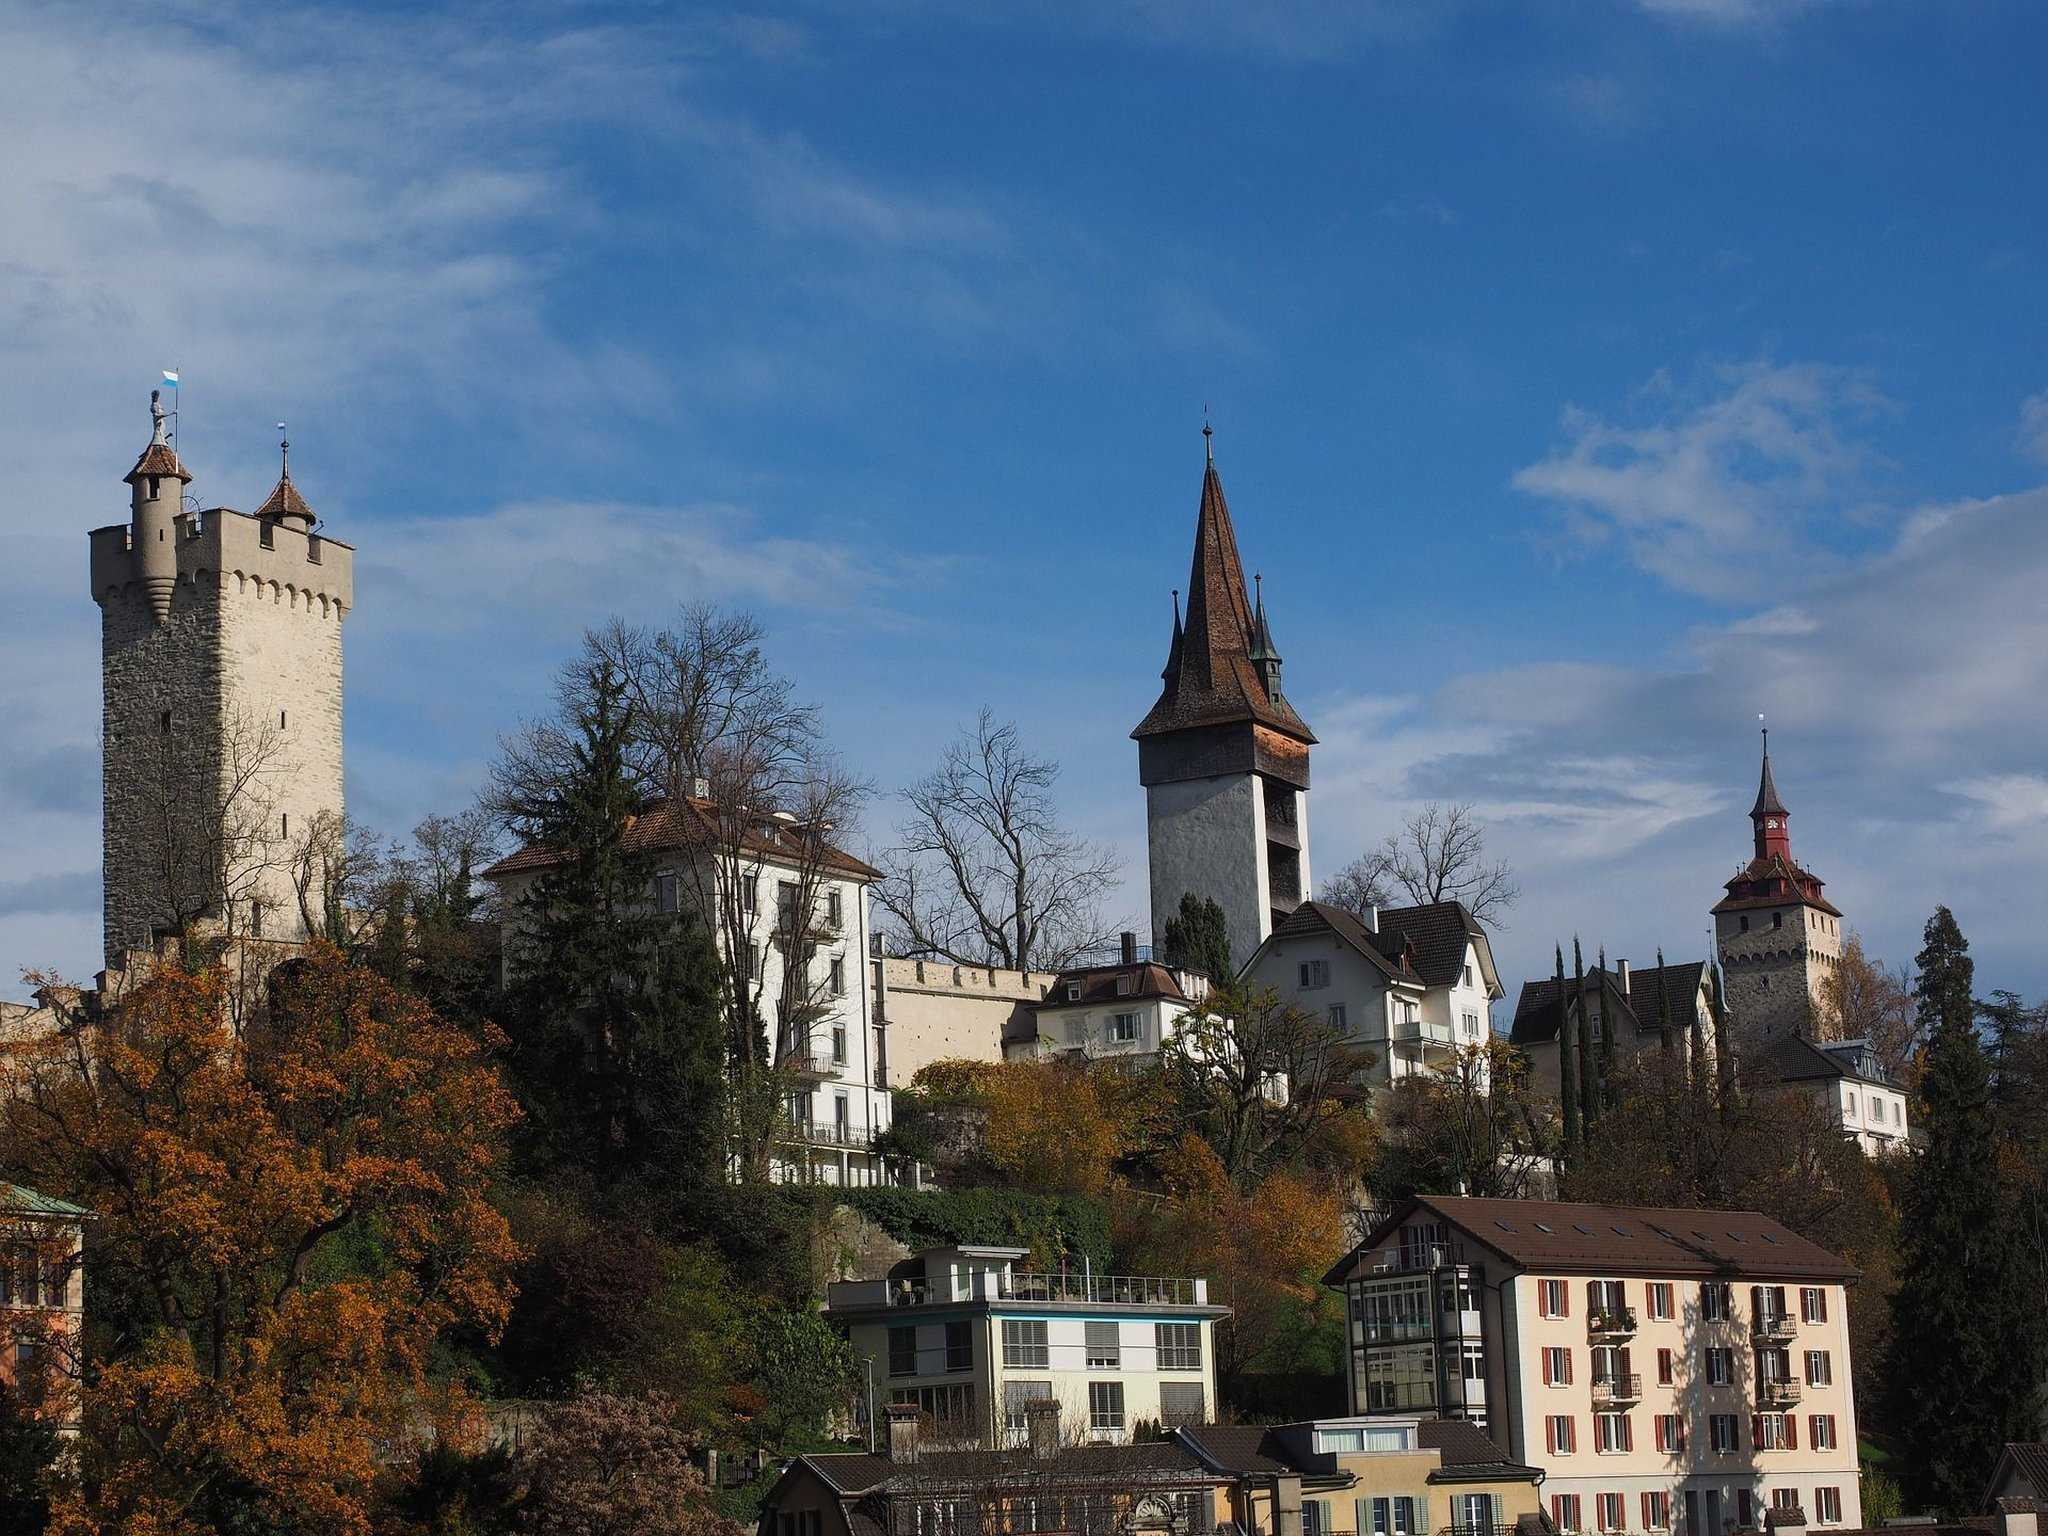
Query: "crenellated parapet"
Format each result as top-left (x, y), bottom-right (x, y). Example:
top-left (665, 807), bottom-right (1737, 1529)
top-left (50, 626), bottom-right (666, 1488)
top-left (90, 507), bottom-right (353, 622)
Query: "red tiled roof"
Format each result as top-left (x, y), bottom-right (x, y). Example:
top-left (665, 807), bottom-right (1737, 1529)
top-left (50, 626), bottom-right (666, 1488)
top-left (1032, 961), bottom-right (1193, 1011)
top-left (1713, 852), bottom-right (1841, 917)
top-left (1132, 458), bottom-right (1314, 745)
top-left (481, 795), bottom-right (882, 883)
top-left (125, 442), bottom-right (192, 484)
top-left (255, 474), bottom-right (316, 523)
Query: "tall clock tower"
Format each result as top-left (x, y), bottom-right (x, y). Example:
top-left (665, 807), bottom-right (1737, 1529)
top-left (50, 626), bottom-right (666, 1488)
top-left (1711, 729), bottom-right (1844, 1041)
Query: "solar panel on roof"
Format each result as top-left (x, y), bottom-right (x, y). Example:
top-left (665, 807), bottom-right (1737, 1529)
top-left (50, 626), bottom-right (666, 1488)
top-left (1572, 1223), bottom-right (1593, 1234)
top-left (1494, 1219), bottom-right (1516, 1232)
top-left (1728, 1231), bottom-right (1746, 1242)
top-left (1761, 1233), bottom-right (1779, 1244)
top-left (1535, 1222), bottom-right (1554, 1233)
top-left (1612, 1225), bottom-right (1631, 1235)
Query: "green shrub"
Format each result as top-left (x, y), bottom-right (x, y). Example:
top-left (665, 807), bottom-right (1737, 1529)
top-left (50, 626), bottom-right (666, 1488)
top-left (839, 1188), bottom-right (1111, 1271)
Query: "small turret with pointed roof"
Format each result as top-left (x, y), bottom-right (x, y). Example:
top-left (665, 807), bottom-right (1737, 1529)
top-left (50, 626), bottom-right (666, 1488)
top-left (1751, 725), bottom-right (1790, 860)
top-left (124, 389), bottom-right (193, 624)
top-left (255, 424), bottom-right (316, 530)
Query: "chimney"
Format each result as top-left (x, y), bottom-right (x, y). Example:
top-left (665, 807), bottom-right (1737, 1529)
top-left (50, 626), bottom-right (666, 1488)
top-left (885, 1402), bottom-right (921, 1464)
top-left (1120, 930), bottom-right (1137, 966)
top-left (1026, 1397), bottom-right (1061, 1460)
top-left (1273, 1473), bottom-right (1304, 1536)
top-left (1366, 905), bottom-right (1379, 933)
top-left (1617, 959), bottom-right (1631, 996)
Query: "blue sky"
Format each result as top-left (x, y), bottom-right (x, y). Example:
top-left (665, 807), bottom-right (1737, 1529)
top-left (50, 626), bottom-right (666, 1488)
top-left (4, 0), bottom-right (2046, 1007)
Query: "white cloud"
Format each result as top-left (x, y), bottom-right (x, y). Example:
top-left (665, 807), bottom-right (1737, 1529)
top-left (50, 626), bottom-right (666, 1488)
top-left (1631, 0), bottom-right (1820, 23)
top-left (1511, 360), bottom-right (1893, 597)
top-left (2019, 392), bottom-right (2048, 464)
top-left (1945, 775), bottom-right (2048, 831)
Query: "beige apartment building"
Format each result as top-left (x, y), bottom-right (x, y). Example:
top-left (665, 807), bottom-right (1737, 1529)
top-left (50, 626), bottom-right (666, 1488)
top-left (1326, 1197), bottom-right (1862, 1536)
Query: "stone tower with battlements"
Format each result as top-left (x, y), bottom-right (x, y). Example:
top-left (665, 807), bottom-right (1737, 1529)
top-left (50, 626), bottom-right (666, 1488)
top-left (1132, 431), bottom-right (1315, 973)
top-left (90, 394), bottom-right (354, 967)
top-left (1711, 730), bottom-right (1843, 1041)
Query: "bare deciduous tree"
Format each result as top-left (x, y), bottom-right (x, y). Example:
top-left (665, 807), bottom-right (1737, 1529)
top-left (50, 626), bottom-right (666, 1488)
top-left (1323, 801), bottom-right (1518, 926)
top-left (877, 711), bottom-right (1120, 971)
top-left (1821, 932), bottom-right (1920, 1079)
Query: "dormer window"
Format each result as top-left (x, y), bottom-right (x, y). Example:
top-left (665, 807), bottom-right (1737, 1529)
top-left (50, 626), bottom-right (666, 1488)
top-left (1116, 975), bottom-right (1135, 997)
top-left (1066, 983), bottom-right (1082, 1002)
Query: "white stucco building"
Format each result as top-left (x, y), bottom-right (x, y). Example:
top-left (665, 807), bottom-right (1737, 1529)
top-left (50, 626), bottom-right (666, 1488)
top-left (1239, 899), bottom-right (1503, 1090)
top-left (1760, 1035), bottom-right (1910, 1155)
top-left (1003, 935), bottom-right (1209, 1065)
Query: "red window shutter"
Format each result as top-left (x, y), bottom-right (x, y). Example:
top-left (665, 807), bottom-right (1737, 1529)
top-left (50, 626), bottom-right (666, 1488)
top-left (1587, 1280), bottom-right (1600, 1313)
top-left (1565, 1350), bottom-right (1574, 1385)
top-left (1619, 1346), bottom-right (1632, 1378)
top-left (1543, 1351), bottom-right (1553, 1386)
top-left (1658, 1348), bottom-right (1673, 1385)
top-left (1819, 1289), bottom-right (1829, 1323)
top-left (1643, 1495), bottom-right (1656, 1530)
top-left (1751, 1414), bottom-right (1762, 1449)
top-left (1676, 1417), bottom-right (1687, 1454)
top-left (1788, 1415), bottom-right (1798, 1450)
top-left (1547, 1417), bottom-right (1557, 1454)
top-left (1621, 1415), bottom-right (1633, 1453)
top-left (1565, 1416), bottom-right (1575, 1453)
top-left (1562, 1282), bottom-right (1571, 1318)
top-left (1750, 1285), bottom-right (1763, 1319)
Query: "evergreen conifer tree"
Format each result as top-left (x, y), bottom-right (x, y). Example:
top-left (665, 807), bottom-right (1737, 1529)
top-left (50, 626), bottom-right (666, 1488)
top-left (1557, 944), bottom-right (1580, 1154)
top-left (1887, 907), bottom-right (2041, 1514)
top-left (1160, 893), bottom-right (1234, 984)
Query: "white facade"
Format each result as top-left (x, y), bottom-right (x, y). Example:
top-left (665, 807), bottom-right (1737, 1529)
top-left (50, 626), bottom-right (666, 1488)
top-left (1005, 960), bottom-right (1209, 1066)
top-left (827, 1245), bottom-right (1227, 1448)
top-left (1146, 773), bottom-right (1310, 975)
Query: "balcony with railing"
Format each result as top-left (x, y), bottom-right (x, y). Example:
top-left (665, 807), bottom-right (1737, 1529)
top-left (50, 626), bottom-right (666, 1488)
top-left (1757, 1377), bottom-right (1803, 1408)
top-left (1753, 1312), bottom-right (1797, 1342)
top-left (780, 1050), bottom-right (844, 1081)
top-left (999, 1271), bottom-right (1205, 1307)
top-left (1588, 1306), bottom-right (1639, 1339)
top-left (1591, 1373), bottom-right (1643, 1406)
top-left (1385, 1014), bottom-right (1455, 1055)
top-left (1348, 1239), bottom-right (1470, 1277)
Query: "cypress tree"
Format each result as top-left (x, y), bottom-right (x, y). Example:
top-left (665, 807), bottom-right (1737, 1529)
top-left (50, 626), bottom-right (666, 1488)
top-left (1160, 893), bottom-right (1234, 985)
top-left (1655, 947), bottom-right (1674, 1054)
top-left (1573, 938), bottom-right (1599, 1127)
top-left (1887, 907), bottom-right (2041, 1515)
top-left (1557, 944), bottom-right (1580, 1154)
top-left (1596, 944), bottom-right (1618, 1094)
top-left (1710, 958), bottom-right (1737, 1120)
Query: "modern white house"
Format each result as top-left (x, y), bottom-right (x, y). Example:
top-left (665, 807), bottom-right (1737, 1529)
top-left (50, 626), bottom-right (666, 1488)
top-left (1760, 1035), bottom-right (1910, 1155)
top-left (1239, 900), bottom-right (1503, 1090)
top-left (826, 1243), bottom-right (1229, 1449)
top-left (484, 794), bottom-right (906, 1188)
top-left (1003, 934), bottom-right (1210, 1065)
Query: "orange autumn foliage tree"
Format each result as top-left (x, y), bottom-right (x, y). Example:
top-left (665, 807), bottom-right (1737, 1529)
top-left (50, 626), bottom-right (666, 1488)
top-left (911, 1058), bottom-right (1167, 1196)
top-left (0, 948), bottom-right (522, 1536)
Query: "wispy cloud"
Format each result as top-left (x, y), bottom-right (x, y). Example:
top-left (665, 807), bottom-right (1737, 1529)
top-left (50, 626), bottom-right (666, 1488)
top-left (2019, 391), bottom-right (2048, 464)
top-left (1511, 359), bottom-right (1894, 597)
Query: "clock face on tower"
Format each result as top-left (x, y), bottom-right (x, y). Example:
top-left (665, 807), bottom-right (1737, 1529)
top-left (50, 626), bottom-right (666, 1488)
top-left (1765, 818), bottom-right (1781, 830)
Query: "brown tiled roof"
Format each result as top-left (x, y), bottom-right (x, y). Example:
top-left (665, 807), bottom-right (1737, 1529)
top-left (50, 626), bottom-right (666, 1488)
top-left (805, 1442), bottom-right (1220, 1495)
top-left (1132, 458), bottom-right (1314, 745)
top-left (1371, 902), bottom-right (1489, 992)
top-left (1329, 1195), bottom-right (1860, 1283)
top-left (1760, 1032), bottom-right (1898, 1089)
top-left (1418, 1419), bottom-right (1540, 1481)
top-left (1265, 901), bottom-right (1422, 986)
top-left (1032, 961), bottom-right (1192, 1011)
top-left (1175, 1424), bottom-right (1300, 1475)
top-left (1752, 745), bottom-right (1789, 819)
top-left (481, 795), bottom-right (883, 883)
top-left (255, 473), bottom-right (316, 523)
top-left (1986, 1444), bottom-right (2048, 1505)
top-left (125, 442), bottom-right (192, 484)
top-left (1177, 1420), bottom-right (1534, 1483)
top-left (1714, 851), bottom-right (1840, 918)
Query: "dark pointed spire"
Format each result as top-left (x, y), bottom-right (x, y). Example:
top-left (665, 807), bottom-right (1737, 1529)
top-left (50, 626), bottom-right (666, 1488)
top-left (1132, 430), bottom-right (1314, 745)
top-left (1249, 573), bottom-right (1278, 663)
top-left (1161, 589), bottom-right (1184, 683)
top-left (255, 418), bottom-right (315, 528)
top-left (1751, 723), bottom-right (1788, 819)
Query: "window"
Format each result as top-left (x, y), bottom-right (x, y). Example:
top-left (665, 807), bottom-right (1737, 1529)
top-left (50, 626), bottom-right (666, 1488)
top-left (1657, 1348), bottom-right (1674, 1386)
top-left (1112, 1012), bottom-right (1139, 1043)
top-left (1115, 973), bottom-right (1136, 997)
top-left (1801, 1287), bottom-right (1829, 1324)
top-left (1588, 1278), bottom-right (1627, 1313)
top-left (1300, 959), bottom-right (1331, 989)
top-left (889, 1326), bottom-right (917, 1376)
top-left (1540, 1279), bottom-right (1569, 1318)
top-left (1002, 1320), bottom-right (1048, 1367)
top-left (1463, 1010), bottom-right (1481, 1037)
top-left (1816, 1488), bottom-right (1842, 1525)
top-left (1157, 1323), bottom-right (1202, 1371)
top-left (1543, 1347), bottom-right (1573, 1386)
top-left (1654, 1414), bottom-right (1685, 1454)
top-left (249, 901), bottom-right (265, 938)
top-left (1453, 1495), bottom-right (1493, 1536)
top-left (1773, 912), bottom-right (1784, 930)
top-left (281, 811), bottom-right (289, 837)
top-left (1304, 1502), bottom-right (1332, 1536)
top-left (1368, 1498), bottom-right (1422, 1536)
top-left (1771, 1490), bottom-right (1800, 1515)
top-left (1328, 1004), bottom-right (1348, 1030)
top-left (1846, 1091), bottom-right (1858, 1116)
top-left (891, 1385), bottom-right (974, 1431)
top-left (1066, 983), bottom-right (1082, 1002)
top-left (1649, 1282), bottom-right (1674, 1320)
top-left (831, 957), bottom-right (846, 996)
top-left (1809, 1414), bottom-right (1837, 1451)
top-left (1160, 1381), bottom-right (1205, 1427)
top-left (744, 944), bottom-right (761, 980)
top-left (1087, 1380), bottom-right (1125, 1433)
top-left (655, 873), bottom-right (680, 913)
top-left (1547, 1415), bottom-right (1576, 1455)
top-left (1709, 1414), bottom-right (1739, 1455)
top-left (1740, 914), bottom-right (1751, 933)
top-left (1464, 963), bottom-right (1475, 987)
top-left (1086, 1321), bottom-right (1121, 1369)
top-left (1594, 1412), bottom-right (1632, 1454)
top-left (1001, 1380), bottom-right (1053, 1435)
top-left (1705, 1347), bottom-right (1733, 1386)
top-left (828, 889), bottom-right (843, 927)
top-left (1805, 1350), bottom-right (1832, 1387)
top-left (831, 1026), bottom-right (848, 1064)
top-left (159, 709), bottom-right (173, 733)
top-left (740, 879), bottom-right (758, 914)
top-left (1643, 1492), bottom-right (1671, 1531)
top-left (1702, 1282), bottom-right (1731, 1321)
top-left (1755, 1412), bottom-right (1793, 1450)
top-left (1551, 1495), bottom-right (1582, 1533)
top-left (1597, 1493), bottom-right (1625, 1532)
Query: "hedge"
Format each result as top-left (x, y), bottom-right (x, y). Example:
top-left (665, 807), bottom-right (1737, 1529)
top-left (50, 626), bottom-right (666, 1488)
top-left (838, 1188), bottom-right (1112, 1273)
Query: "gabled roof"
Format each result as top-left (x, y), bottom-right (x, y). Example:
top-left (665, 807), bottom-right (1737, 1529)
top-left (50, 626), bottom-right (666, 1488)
top-left (1132, 456), bottom-right (1314, 746)
top-left (481, 794), bottom-right (883, 883)
top-left (1259, 902), bottom-right (1424, 988)
top-left (1511, 962), bottom-right (1707, 1046)
top-left (1032, 962), bottom-right (1193, 1012)
top-left (1984, 1444), bottom-right (2048, 1507)
top-left (1327, 1195), bottom-right (1860, 1284)
top-left (1418, 1418), bottom-right (1541, 1482)
top-left (1372, 902), bottom-right (1500, 997)
top-left (1761, 1032), bottom-right (1898, 1089)
top-left (1175, 1420), bottom-right (1536, 1484)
